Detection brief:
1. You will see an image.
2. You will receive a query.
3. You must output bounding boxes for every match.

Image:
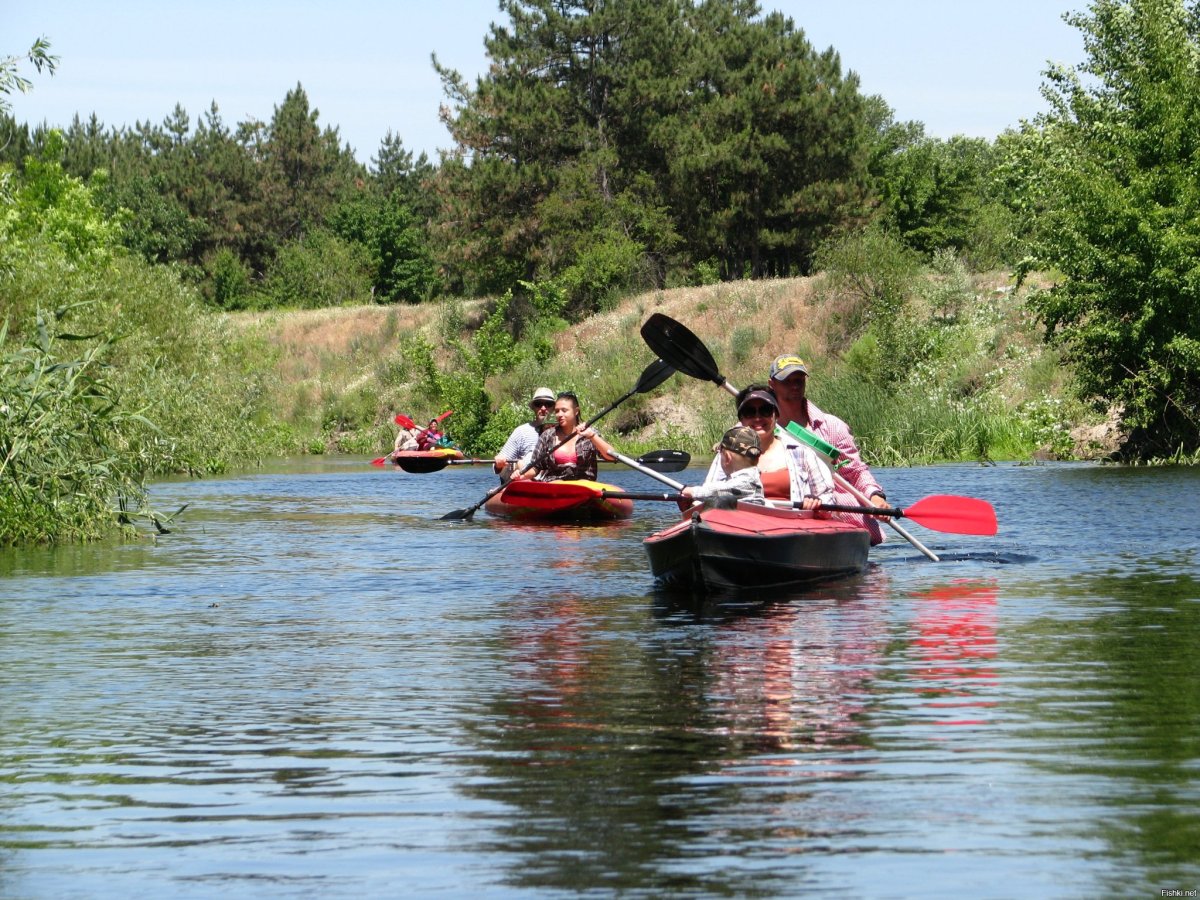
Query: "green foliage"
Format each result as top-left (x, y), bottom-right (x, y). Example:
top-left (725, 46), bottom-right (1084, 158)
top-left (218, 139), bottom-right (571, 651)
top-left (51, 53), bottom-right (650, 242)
top-left (0, 145), bottom-right (290, 544)
top-left (1020, 0), bottom-right (1200, 458)
top-left (434, 0), bottom-right (873, 295)
top-left (258, 228), bottom-right (374, 308)
top-left (259, 85), bottom-right (361, 242)
top-left (1018, 395), bottom-right (1077, 459)
top-left (872, 131), bottom-right (1017, 265)
top-left (922, 249), bottom-right (975, 321)
top-left (434, 375), bottom-right (493, 454)
top-left (728, 325), bottom-right (763, 366)
top-left (814, 224), bottom-right (927, 383)
top-left (208, 247), bottom-right (253, 310)
top-left (94, 169), bottom-right (201, 265)
top-left (0, 37), bottom-right (57, 113)
top-left (468, 292), bottom-right (521, 377)
top-left (6, 86), bottom-right (389, 309)
top-left (0, 314), bottom-right (152, 545)
top-left (665, 6), bottom-right (874, 278)
top-left (521, 278), bottom-right (567, 321)
top-left (393, 333), bottom-right (494, 454)
top-left (436, 297), bottom-right (467, 346)
top-left (813, 372), bottom-right (1028, 465)
top-left (473, 401), bottom-right (528, 454)
top-left (693, 260), bottom-right (722, 286)
top-left (329, 189), bottom-right (438, 303)
top-left (555, 228), bottom-right (648, 317)
top-left (3, 132), bottom-right (123, 266)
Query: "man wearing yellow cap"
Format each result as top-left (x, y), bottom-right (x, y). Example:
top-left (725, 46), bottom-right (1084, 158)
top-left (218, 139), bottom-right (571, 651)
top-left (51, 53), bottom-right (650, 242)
top-left (769, 355), bottom-right (890, 542)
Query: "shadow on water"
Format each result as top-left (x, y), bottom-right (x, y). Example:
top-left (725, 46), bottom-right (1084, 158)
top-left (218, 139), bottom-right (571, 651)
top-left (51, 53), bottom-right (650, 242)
top-left (921, 549), bottom-right (1038, 565)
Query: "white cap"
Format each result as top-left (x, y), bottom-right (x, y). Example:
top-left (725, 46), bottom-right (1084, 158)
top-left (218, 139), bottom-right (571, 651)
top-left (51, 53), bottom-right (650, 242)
top-left (530, 387), bottom-right (555, 408)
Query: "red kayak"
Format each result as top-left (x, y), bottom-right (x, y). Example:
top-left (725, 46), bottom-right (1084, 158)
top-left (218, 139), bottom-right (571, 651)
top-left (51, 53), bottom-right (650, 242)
top-left (643, 501), bottom-right (870, 594)
top-left (488, 479), bottom-right (634, 522)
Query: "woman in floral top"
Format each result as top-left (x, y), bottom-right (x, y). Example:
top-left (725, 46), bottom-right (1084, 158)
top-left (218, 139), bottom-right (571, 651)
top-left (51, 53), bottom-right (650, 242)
top-left (517, 392), bottom-right (617, 482)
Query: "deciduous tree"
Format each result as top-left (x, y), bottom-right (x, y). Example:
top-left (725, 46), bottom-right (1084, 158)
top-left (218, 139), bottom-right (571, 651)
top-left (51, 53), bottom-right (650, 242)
top-left (1022, 0), bottom-right (1200, 458)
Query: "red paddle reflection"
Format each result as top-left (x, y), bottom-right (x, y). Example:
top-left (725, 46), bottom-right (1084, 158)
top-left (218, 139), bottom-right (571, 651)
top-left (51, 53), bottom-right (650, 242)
top-left (912, 579), bottom-right (999, 726)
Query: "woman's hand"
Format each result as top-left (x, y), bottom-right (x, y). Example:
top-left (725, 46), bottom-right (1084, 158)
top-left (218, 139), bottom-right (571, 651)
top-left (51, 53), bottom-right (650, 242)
top-left (799, 496), bottom-right (820, 510)
top-left (577, 425), bottom-right (617, 461)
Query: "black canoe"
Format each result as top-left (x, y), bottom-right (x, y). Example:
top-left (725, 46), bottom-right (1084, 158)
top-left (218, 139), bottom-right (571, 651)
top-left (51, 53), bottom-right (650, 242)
top-left (643, 502), bottom-right (870, 594)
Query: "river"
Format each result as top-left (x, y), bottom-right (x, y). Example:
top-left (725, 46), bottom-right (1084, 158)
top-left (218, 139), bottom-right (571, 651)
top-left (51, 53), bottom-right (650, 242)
top-left (2, 458), bottom-right (1198, 898)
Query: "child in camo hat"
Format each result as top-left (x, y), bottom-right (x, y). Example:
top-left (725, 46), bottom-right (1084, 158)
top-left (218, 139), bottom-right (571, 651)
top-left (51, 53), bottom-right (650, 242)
top-left (681, 425), bottom-right (764, 503)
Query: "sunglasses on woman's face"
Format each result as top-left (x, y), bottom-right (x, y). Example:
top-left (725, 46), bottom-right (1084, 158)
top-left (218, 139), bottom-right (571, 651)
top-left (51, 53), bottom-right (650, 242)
top-left (532, 400), bottom-right (554, 409)
top-left (738, 404), bottom-right (777, 418)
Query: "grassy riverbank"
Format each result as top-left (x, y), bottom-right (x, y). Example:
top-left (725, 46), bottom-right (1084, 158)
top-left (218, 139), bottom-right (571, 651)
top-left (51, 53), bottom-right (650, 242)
top-left (235, 264), bottom-right (1099, 466)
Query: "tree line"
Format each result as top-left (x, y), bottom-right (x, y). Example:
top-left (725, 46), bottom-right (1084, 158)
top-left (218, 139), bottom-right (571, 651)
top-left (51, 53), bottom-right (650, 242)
top-left (1, 0), bottom-right (1015, 317)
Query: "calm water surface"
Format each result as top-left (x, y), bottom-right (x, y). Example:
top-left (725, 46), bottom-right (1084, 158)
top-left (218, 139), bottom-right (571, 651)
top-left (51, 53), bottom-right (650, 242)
top-left (2, 458), bottom-right (1199, 898)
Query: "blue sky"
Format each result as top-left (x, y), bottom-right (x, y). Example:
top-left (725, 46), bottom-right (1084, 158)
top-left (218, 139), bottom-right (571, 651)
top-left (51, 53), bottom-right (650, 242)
top-left (6, 1), bottom-right (1084, 164)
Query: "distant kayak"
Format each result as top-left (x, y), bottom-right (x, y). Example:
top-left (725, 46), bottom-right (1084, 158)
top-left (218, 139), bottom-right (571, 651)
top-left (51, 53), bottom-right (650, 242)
top-left (487, 479), bottom-right (634, 522)
top-left (392, 448), bottom-right (464, 466)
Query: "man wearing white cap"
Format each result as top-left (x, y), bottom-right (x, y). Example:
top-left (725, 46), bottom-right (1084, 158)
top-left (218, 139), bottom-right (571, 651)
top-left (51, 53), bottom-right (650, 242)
top-left (770, 354), bottom-right (889, 541)
top-left (493, 387), bottom-right (556, 480)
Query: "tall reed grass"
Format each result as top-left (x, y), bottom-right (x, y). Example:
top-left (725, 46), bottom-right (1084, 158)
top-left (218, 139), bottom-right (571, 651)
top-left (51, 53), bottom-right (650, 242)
top-left (1, 244), bottom-right (291, 544)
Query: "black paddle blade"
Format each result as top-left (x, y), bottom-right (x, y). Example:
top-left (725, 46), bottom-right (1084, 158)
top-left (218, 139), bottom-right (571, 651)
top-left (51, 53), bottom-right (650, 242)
top-left (636, 357), bottom-right (676, 394)
top-left (635, 449), bottom-right (691, 473)
top-left (640, 314), bottom-right (724, 385)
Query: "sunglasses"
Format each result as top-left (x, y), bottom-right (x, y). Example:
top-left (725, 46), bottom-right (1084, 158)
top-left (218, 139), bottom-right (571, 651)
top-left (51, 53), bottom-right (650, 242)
top-left (738, 404), bottom-right (777, 418)
top-left (532, 400), bottom-right (555, 409)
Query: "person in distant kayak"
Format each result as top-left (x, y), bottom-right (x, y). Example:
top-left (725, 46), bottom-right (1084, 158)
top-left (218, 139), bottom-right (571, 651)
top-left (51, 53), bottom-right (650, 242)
top-left (768, 354), bottom-right (887, 542)
top-left (417, 422), bottom-right (446, 451)
top-left (493, 386), bottom-right (556, 481)
top-left (703, 384), bottom-right (833, 511)
top-left (391, 418), bottom-right (420, 457)
top-left (515, 391), bottom-right (618, 482)
top-left (681, 425), bottom-right (765, 504)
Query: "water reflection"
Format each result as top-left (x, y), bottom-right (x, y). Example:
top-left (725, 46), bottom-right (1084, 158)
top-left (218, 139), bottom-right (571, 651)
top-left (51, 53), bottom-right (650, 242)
top-left (4, 459), bottom-right (1200, 896)
top-left (460, 585), bottom-right (724, 893)
top-left (911, 580), bottom-right (998, 727)
top-left (1010, 565), bottom-right (1200, 891)
top-left (456, 564), bottom-right (904, 893)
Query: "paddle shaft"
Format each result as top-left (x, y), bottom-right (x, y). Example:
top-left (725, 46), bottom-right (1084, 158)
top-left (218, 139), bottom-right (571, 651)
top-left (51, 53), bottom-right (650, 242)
top-left (603, 489), bottom-right (880, 511)
top-left (609, 451), bottom-right (685, 492)
top-left (596, 491), bottom-right (992, 535)
top-left (605, 490), bottom-right (904, 509)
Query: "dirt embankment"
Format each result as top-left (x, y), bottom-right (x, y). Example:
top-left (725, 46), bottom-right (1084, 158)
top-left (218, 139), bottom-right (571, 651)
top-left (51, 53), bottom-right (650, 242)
top-left (232, 273), bottom-right (1113, 459)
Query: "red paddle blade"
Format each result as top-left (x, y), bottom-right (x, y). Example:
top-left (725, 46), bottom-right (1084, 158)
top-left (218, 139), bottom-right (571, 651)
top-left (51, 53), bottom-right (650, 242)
top-left (904, 494), bottom-right (998, 536)
top-left (394, 414), bottom-right (417, 429)
top-left (435, 409), bottom-right (454, 423)
top-left (500, 481), bottom-right (599, 511)
top-left (371, 457), bottom-right (389, 466)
